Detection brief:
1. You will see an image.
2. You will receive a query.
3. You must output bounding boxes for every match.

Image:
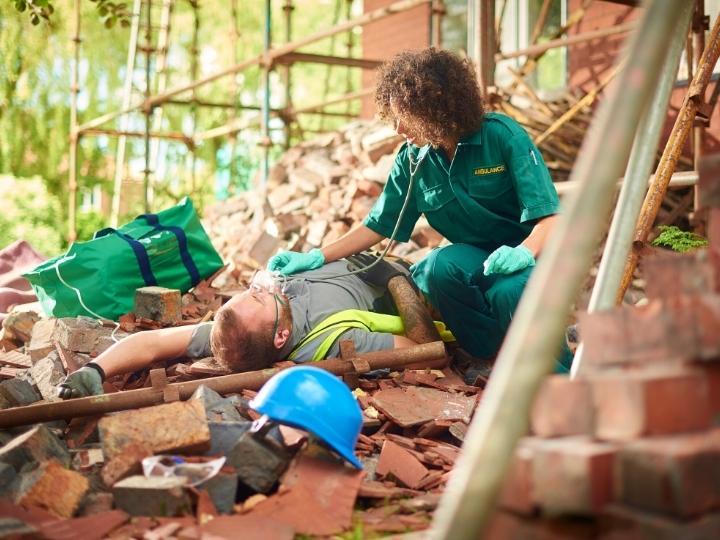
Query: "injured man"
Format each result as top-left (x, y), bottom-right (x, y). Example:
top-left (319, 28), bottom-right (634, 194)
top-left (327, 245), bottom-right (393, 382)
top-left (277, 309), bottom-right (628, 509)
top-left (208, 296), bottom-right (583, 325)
top-left (57, 256), bottom-right (447, 399)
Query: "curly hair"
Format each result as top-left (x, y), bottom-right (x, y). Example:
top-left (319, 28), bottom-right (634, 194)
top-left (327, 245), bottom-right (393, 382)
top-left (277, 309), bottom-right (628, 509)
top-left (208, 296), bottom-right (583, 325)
top-left (210, 308), bottom-right (278, 373)
top-left (375, 48), bottom-right (485, 147)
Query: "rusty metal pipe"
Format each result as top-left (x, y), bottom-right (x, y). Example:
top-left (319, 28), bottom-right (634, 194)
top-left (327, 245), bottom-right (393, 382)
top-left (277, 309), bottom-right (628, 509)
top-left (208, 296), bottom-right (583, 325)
top-left (0, 341), bottom-right (446, 429)
top-left (387, 275), bottom-right (442, 344)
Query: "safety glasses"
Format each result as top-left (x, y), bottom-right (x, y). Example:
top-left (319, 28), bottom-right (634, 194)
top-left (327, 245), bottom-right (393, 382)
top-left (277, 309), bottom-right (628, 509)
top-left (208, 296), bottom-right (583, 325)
top-left (249, 270), bottom-right (288, 337)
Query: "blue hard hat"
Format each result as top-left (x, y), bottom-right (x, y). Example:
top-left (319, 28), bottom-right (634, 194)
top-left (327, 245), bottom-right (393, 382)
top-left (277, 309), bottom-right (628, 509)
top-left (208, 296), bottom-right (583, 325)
top-left (249, 366), bottom-right (363, 469)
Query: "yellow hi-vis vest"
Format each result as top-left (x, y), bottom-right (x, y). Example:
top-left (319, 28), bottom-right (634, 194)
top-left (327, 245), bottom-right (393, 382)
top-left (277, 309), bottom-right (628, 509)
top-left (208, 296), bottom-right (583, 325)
top-left (287, 309), bottom-right (456, 362)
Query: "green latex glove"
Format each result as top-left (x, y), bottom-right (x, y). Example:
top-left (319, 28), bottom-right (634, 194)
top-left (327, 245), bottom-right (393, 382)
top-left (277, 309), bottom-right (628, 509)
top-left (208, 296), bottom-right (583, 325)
top-left (57, 364), bottom-right (104, 399)
top-left (483, 244), bottom-right (535, 276)
top-left (267, 248), bottom-right (325, 276)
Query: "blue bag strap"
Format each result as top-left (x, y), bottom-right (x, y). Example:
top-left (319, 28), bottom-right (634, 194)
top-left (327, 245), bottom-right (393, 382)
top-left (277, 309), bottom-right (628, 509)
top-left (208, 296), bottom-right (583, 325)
top-left (136, 213), bottom-right (202, 285)
top-left (93, 227), bottom-right (158, 287)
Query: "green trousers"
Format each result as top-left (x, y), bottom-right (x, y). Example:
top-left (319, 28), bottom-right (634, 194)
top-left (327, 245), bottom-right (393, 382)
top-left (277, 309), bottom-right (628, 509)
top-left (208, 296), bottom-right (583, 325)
top-left (411, 243), bottom-right (572, 373)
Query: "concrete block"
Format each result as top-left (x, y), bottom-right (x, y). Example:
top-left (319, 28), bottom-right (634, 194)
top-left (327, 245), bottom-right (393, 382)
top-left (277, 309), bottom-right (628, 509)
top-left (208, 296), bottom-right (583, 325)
top-left (226, 430), bottom-right (292, 494)
top-left (531, 436), bottom-right (617, 516)
top-left (15, 459), bottom-right (89, 518)
top-left (29, 352), bottom-right (65, 402)
top-left (0, 424), bottom-right (71, 471)
top-left (112, 475), bottom-right (191, 517)
top-left (191, 385), bottom-right (243, 422)
top-left (54, 317), bottom-right (103, 353)
top-left (201, 469), bottom-right (238, 514)
top-left (99, 400), bottom-right (210, 460)
top-left (0, 378), bottom-right (41, 407)
top-left (133, 286), bottom-right (181, 325)
top-left (615, 429), bottom-right (720, 518)
top-left (593, 371), bottom-right (712, 441)
top-left (531, 375), bottom-right (594, 438)
top-left (27, 318), bottom-right (57, 362)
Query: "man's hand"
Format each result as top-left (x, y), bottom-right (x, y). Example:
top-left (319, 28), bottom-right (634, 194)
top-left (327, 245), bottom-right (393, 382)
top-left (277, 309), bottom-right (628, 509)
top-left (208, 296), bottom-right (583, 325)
top-left (483, 245), bottom-right (535, 276)
top-left (267, 248), bottom-right (325, 276)
top-left (346, 252), bottom-right (407, 288)
top-left (57, 364), bottom-right (105, 399)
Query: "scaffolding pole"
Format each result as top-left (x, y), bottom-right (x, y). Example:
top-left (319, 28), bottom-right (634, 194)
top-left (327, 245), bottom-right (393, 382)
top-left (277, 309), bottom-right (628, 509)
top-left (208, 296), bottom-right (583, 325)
top-left (67, 0), bottom-right (81, 243)
top-left (617, 11), bottom-right (720, 303)
top-left (570, 0), bottom-right (694, 379)
top-left (260, 0), bottom-right (272, 185)
top-left (430, 1), bottom-right (688, 538)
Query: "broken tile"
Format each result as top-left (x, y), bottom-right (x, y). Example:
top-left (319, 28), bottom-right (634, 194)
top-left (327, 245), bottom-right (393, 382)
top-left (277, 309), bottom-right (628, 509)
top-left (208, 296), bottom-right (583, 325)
top-left (375, 440), bottom-right (429, 489)
top-left (201, 513), bottom-right (294, 540)
top-left (371, 386), bottom-right (475, 427)
top-left (37, 509), bottom-right (128, 540)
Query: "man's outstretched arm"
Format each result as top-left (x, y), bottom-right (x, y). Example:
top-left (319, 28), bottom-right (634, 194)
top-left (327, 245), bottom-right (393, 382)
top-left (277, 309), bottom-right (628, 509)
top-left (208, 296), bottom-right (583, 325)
top-left (57, 324), bottom-right (198, 399)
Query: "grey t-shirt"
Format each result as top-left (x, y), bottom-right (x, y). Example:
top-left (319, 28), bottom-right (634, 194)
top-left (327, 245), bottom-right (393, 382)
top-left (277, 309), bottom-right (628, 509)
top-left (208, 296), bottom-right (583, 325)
top-left (186, 261), bottom-right (399, 362)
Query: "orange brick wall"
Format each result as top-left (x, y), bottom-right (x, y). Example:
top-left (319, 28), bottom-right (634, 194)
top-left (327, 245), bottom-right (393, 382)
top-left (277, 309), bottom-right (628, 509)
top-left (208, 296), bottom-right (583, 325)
top-left (360, 0), bottom-right (431, 118)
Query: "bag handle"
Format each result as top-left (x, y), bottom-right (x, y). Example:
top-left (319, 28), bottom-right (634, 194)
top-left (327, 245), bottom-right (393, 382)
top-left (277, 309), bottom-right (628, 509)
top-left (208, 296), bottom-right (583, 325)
top-left (136, 214), bottom-right (202, 285)
top-left (94, 227), bottom-right (158, 287)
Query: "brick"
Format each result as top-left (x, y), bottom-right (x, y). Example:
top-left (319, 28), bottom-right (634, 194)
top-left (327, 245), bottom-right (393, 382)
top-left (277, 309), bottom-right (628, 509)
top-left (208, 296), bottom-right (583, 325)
top-left (15, 459), bottom-right (89, 518)
top-left (615, 429), bottom-right (720, 518)
top-left (600, 505), bottom-right (720, 540)
top-left (486, 511), bottom-right (596, 540)
top-left (101, 441), bottom-right (152, 488)
top-left (531, 375), bottom-right (594, 437)
top-left (0, 425), bottom-right (71, 471)
top-left (27, 319), bottom-right (57, 362)
top-left (1, 311), bottom-right (39, 344)
top-left (29, 352), bottom-right (65, 402)
top-left (0, 350), bottom-right (32, 369)
top-left (499, 438), bottom-right (536, 515)
top-left (247, 231), bottom-right (281, 268)
top-left (593, 371), bottom-right (712, 441)
top-left (709, 210), bottom-right (720, 252)
top-left (112, 475), bottom-right (191, 517)
top-left (579, 295), bottom-right (720, 369)
top-left (133, 286), bottom-right (181, 325)
top-left (99, 400), bottom-right (210, 460)
top-left (54, 317), bottom-right (104, 353)
top-left (531, 436), bottom-right (616, 516)
top-left (0, 378), bottom-right (41, 407)
top-left (643, 249), bottom-right (717, 299)
top-left (376, 440), bottom-right (428, 489)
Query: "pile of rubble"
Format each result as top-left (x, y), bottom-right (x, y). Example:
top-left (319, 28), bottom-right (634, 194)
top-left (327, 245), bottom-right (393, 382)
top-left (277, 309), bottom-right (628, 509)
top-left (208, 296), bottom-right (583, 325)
top-left (203, 120), bottom-right (447, 290)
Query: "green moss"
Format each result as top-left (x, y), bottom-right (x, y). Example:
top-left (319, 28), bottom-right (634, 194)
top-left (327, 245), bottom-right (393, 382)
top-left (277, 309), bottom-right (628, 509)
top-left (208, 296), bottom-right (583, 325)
top-left (651, 225), bottom-right (709, 253)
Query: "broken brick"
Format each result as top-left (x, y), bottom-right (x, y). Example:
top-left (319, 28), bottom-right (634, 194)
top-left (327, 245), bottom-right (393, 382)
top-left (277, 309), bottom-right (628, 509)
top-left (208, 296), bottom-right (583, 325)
top-left (27, 318), bottom-right (57, 362)
top-left (0, 378), bottom-right (41, 407)
top-left (531, 375), bottom-right (594, 438)
top-left (99, 400), bottom-right (210, 460)
top-left (615, 429), bottom-right (720, 518)
top-left (0, 349), bottom-right (32, 369)
top-left (112, 475), bottom-right (192, 517)
top-left (593, 371), bottom-right (712, 441)
top-left (2, 311), bottom-right (39, 344)
top-left (134, 286), bottom-right (182, 325)
top-left (0, 424), bottom-right (70, 470)
top-left (643, 249), bottom-right (717, 299)
top-left (15, 459), bottom-right (89, 518)
top-left (247, 230), bottom-right (281, 268)
top-left (54, 317), bottom-right (104, 353)
top-left (101, 441), bottom-right (153, 488)
top-left (531, 436), bottom-right (617, 516)
top-left (376, 440), bottom-right (428, 489)
top-left (29, 352), bottom-right (65, 402)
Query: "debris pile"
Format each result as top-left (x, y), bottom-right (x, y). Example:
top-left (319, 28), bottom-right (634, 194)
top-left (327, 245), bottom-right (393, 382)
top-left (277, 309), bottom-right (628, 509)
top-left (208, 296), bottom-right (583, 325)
top-left (202, 120), bottom-right (447, 289)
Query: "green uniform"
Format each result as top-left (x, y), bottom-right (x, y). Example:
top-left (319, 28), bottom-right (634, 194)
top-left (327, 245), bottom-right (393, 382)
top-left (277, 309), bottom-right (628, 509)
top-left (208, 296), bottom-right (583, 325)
top-left (364, 112), bottom-right (565, 363)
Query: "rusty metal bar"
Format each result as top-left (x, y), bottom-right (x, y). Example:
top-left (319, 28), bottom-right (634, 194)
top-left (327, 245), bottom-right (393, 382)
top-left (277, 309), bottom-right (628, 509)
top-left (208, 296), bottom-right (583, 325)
top-left (387, 276), bottom-right (442, 344)
top-left (0, 341), bottom-right (446, 429)
top-left (82, 128), bottom-right (191, 144)
top-left (273, 51), bottom-right (382, 70)
top-left (496, 22), bottom-right (636, 62)
top-left (693, 0), bottom-right (708, 233)
top-left (431, 1), bottom-right (689, 539)
top-left (617, 11), bottom-right (720, 303)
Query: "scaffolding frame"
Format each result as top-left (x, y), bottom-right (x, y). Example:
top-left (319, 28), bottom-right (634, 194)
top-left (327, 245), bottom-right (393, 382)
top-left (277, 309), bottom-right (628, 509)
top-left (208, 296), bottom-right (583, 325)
top-left (67, 0), bottom-right (440, 241)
